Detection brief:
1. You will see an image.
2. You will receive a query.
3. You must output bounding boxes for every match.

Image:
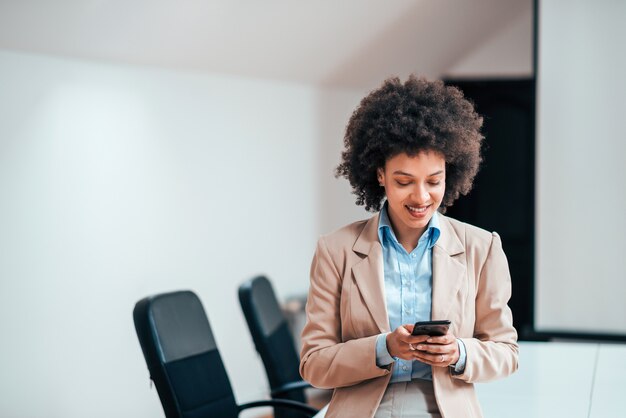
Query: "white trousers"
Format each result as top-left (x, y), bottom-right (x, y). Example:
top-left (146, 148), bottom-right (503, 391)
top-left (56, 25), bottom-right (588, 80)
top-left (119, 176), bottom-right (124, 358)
top-left (374, 379), bottom-right (442, 418)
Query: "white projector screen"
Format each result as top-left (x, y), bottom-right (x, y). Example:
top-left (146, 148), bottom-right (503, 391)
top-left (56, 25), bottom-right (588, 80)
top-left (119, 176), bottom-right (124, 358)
top-left (536, 0), bottom-right (626, 335)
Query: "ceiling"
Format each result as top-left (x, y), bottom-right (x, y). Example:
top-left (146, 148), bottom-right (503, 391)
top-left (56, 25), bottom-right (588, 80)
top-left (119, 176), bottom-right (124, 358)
top-left (0, 0), bottom-right (532, 89)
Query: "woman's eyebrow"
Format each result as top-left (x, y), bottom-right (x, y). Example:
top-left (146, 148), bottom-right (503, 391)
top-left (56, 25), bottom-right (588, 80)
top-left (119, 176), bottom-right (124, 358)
top-left (392, 170), bottom-right (444, 177)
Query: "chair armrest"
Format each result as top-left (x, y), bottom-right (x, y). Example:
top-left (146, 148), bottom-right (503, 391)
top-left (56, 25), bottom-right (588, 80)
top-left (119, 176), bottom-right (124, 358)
top-left (238, 399), bottom-right (318, 416)
top-left (270, 379), bottom-right (312, 397)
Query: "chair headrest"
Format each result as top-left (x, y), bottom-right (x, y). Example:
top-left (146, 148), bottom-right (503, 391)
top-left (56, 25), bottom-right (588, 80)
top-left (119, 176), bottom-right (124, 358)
top-left (240, 276), bottom-right (285, 337)
top-left (145, 290), bottom-right (216, 362)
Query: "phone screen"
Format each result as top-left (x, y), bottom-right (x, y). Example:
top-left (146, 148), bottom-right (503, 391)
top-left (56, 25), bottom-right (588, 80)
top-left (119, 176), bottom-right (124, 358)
top-left (411, 320), bottom-right (451, 336)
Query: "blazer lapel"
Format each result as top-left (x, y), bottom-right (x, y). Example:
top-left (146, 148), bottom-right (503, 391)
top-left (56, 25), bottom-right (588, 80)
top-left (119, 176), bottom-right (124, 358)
top-left (351, 214), bottom-right (390, 333)
top-left (432, 215), bottom-right (466, 321)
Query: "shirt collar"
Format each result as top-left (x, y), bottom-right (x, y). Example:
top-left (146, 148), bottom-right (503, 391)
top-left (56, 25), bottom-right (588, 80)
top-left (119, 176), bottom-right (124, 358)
top-left (378, 201), bottom-right (441, 250)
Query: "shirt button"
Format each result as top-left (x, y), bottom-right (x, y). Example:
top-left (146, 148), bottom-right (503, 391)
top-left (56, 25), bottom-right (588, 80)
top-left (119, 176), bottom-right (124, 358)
top-left (411, 253), bottom-right (416, 258)
top-left (402, 365), bottom-right (409, 371)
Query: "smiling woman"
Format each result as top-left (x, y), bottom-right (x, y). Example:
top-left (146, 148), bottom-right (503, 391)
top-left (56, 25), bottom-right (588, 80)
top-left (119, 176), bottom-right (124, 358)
top-left (299, 76), bottom-right (518, 418)
top-left (377, 152), bottom-right (445, 253)
top-left (336, 77), bottom-right (483, 214)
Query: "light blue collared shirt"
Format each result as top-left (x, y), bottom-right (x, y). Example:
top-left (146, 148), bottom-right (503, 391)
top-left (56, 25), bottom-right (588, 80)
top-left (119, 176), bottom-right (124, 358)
top-left (374, 203), bottom-right (466, 382)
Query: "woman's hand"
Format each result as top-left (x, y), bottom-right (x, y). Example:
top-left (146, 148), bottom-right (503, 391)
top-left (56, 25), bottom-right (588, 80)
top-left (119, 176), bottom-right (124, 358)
top-left (386, 325), bottom-right (460, 367)
top-left (410, 329), bottom-right (460, 368)
top-left (385, 325), bottom-right (430, 360)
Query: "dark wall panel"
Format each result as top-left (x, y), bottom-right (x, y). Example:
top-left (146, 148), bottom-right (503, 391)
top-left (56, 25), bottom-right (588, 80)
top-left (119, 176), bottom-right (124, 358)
top-left (444, 79), bottom-right (535, 339)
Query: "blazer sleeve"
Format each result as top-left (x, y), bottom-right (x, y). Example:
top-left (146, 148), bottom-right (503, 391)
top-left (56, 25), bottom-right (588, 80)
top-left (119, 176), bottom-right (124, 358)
top-left (299, 236), bottom-right (391, 389)
top-left (454, 232), bottom-right (519, 383)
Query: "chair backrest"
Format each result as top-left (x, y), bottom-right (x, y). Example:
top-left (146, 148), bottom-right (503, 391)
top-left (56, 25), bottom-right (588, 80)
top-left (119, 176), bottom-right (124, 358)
top-left (238, 276), bottom-right (305, 405)
top-left (133, 290), bottom-right (240, 418)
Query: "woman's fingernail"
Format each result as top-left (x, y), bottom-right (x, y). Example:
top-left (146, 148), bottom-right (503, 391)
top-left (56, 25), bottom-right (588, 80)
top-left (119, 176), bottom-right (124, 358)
top-left (417, 345), bottom-right (424, 350)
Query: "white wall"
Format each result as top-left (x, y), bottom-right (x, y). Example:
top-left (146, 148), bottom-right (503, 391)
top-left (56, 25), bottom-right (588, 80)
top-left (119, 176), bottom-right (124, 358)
top-left (0, 50), bottom-right (342, 417)
top-left (446, 6), bottom-right (533, 78)
top-left (316, 88), bottom-right (371, 234)
top-left (536, 0), bottom-right (626, 334)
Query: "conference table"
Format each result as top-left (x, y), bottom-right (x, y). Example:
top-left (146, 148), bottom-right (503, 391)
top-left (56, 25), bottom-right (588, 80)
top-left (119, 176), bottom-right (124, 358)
top-left (312, 341), bottom-right (625, 418)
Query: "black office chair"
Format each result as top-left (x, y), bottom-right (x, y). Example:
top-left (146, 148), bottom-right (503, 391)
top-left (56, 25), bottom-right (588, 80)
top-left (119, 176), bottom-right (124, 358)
top-left (239, 276), bottom-right (323, 418)
top-left (133, 290), bottom-right (318, 418)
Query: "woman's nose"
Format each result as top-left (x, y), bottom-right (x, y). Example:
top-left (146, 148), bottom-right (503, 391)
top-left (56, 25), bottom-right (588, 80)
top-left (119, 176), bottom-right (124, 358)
top-left (411, 185), bottom-right (429, 204)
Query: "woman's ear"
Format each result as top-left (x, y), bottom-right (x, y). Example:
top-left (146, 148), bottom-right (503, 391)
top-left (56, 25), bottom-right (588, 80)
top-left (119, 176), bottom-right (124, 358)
top-left (377, 168), bottom-right (384, 186)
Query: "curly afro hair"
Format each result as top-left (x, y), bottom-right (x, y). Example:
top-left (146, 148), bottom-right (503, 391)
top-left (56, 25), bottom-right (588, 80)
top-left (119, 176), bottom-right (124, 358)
top-left (336, 75), bottom-right (484, 212)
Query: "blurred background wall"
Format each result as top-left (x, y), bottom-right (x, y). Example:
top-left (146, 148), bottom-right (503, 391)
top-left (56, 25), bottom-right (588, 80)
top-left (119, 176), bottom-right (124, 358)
top-left (0, 51), bottom-right (322, 417)
top-left (535, 0), bottom-right (626, 336)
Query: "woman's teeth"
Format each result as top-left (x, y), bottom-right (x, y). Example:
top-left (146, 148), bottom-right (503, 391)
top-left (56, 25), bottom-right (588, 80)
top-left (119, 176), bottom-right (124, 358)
top-left (406, 205), bottom-right (428, 213)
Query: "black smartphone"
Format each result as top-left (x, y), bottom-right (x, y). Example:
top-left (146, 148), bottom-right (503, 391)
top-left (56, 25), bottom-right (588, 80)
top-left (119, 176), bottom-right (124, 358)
top-left (411, 320), bottom-right (451, 336)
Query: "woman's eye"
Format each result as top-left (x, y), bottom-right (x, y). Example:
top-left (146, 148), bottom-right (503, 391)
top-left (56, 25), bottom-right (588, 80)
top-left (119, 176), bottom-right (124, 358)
top-left (396, 181), bottom-right (411, 186)
top-left (429, 181), bottom-right (441, 186)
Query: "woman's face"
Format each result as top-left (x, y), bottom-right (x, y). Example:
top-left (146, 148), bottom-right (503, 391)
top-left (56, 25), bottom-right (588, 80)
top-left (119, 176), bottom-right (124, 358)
top-left (378, 151), bottom-right (446, 244)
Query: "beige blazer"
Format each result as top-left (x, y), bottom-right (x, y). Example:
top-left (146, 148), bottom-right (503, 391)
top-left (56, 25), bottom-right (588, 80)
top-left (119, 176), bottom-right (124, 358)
top-left (300, 213), bottom-right (518, 418)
